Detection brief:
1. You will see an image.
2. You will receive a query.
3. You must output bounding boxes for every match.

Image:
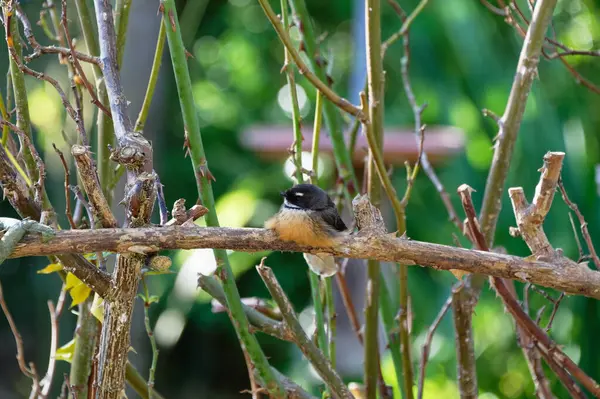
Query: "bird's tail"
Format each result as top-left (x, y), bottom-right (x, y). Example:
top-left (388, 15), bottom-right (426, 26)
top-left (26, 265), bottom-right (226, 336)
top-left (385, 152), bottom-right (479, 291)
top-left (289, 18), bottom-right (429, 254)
top-left (303, 253), bottom-right (338, 277)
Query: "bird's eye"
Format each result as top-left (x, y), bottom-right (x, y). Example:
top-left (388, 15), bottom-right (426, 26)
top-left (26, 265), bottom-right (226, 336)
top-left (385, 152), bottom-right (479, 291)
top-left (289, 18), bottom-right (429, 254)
top-left (294, 192), bottom-right (304, 197)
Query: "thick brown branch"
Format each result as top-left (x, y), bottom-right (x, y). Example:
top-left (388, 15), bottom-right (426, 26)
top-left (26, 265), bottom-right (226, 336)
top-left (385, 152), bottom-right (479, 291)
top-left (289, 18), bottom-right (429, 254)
top-left (7, 226), bottom-right (600, 299)
top-left (93, 0), bottom-right (155, 396)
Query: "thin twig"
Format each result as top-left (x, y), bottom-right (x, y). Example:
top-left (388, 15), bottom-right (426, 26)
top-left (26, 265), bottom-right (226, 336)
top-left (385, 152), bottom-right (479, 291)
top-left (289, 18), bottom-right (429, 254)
top-left (10, 6), bottom-right (88, 141)
top-left (140, 276), bottom-right (159, 397)
top-left (134, 18), bottom-right (166, 132)
top-left (281, 0), bottom-right (303, 184)
top-left (0, 280), bottom-right (41, 395)
top-left (256, 259), bottom-right (353, 399)
top-left (335, 272), bottom-right (362, 344)
top-left (545, 292), bottom-right (564, 332)
top-left (40, 287), bottom-right (67, 397)
top-left (417, 295), bottom-right (452, 399)
top-left (53, 144), bottom-right (76, 228)
top-left (557, 179), bottom-right (600, 269)
top-left (60, 0), bottom-right (111, 120)
top-left (69, 185), bottom-right (94, 224)
top-left (154, 174), bottom-right (168, 226)
top-left (381, 0), bottom-right (430, 55)
top-left (287, 0), bottom-right (358, 192)
top-left (256, 0), bottom-right (365, 122)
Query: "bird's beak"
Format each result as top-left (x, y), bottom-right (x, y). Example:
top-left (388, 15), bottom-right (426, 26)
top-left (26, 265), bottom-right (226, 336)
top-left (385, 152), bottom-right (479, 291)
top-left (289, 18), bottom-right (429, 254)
top-left (279, 191), bottom-right (286, 197)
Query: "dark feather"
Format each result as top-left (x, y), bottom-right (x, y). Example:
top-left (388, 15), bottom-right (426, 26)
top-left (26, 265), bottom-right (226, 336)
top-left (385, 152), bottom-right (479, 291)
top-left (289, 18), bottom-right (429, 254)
top-left (319, 207), bottom-right (348, 232)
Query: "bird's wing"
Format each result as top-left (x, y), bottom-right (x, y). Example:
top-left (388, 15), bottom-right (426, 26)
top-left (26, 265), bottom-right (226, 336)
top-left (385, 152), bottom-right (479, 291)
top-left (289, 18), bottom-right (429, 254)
top-left (320, 208), bottom-right (348, 232)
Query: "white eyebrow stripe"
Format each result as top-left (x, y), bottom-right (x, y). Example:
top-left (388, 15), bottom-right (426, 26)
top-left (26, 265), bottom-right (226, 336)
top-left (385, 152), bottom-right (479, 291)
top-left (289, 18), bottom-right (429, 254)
top-left (283, 198), bottom-right (302, 209)
top-left (294, 192), bottom-right (304, 196)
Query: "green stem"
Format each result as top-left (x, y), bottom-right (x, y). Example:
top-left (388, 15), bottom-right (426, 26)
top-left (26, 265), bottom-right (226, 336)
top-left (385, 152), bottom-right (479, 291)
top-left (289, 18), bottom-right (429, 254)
top-left (0, 90), bottom-right (10, 146)
top-left (309, 272), bottom-right (328, 357)
top-left (115, 0), bottom-right (133, 68)
top-left (280, 0), bottom-right (303, 183)
top-left (364, 257), bottom-right (381, 399)
top-left (380, 277), bottom-right (406, 398)
top-left (141, 276), bottom-right (159, 398)
top-left (73, 0), bottom-right (101, 78)
top-left (125, 362), bottom-right (165, 399)
top-left (267, 0), bottom-right (358, 192)
top-left (135, 20), bottom-right (166, 132)
top-left (179, 0), bottom-right (211, 47)
top-left (364, 0), bottom-right (385, 397)
top-left (160, 1), bottom-right (285, 396)
top-left (397, 262), bottom-right (413, 399)
top-left (69, 297), bottom-right (99, 399)
top-left (325, 277), bottom-right (336, 370)
top-left (358, 96), bottom-right (415, 398)
top-left (310, 90), bottom-right (323, 184)
top-left (6, 13), bottom-right (36, 182)
top-left (347, 117), bottom-right (360, 163)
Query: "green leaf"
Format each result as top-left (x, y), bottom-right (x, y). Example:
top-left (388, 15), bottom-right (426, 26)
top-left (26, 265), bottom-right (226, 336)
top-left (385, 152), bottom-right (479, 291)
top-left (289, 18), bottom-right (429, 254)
top-left (147, 295), bottom-right (160, 304)
top-left (55, 339), bottom-right (76, 363)
top-left (37, 263), bottom-right (63, 274)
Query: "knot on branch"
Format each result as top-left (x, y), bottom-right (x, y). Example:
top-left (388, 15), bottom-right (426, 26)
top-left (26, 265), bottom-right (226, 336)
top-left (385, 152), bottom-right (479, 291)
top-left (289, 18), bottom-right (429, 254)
top-left (109, 132), bottom-right (152, 171)
top-left (352, 194), bottom-right (387, 235)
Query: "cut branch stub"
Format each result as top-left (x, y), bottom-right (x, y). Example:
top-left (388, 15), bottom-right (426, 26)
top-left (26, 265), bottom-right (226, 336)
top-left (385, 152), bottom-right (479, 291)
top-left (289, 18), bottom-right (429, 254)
top-left (352, 194), bottom-right (387, 235)
top-left (109, 132), bottom-right (150, 171)
top-left (71, 144), bottom-right (117, 228)
top-left (509, 151), bottom-right (565, 258)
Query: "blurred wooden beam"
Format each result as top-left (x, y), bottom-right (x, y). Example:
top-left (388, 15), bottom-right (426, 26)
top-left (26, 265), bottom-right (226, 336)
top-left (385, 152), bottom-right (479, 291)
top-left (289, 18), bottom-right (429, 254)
top-left (240, 124), bottom-right (465, 166)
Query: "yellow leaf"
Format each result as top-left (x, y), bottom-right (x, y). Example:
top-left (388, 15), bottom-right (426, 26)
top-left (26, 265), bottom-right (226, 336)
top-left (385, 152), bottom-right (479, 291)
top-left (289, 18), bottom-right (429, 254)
top-left (55, 339), bottom-right (76, 363)
top-left (64, 272), bottom-right (82, 290)
top-left (91, 293), bottom-right (104, 323)
top-left (37, 263), bottom-right (63, 274)
top-left (69, 283), bottom-right (92, 308)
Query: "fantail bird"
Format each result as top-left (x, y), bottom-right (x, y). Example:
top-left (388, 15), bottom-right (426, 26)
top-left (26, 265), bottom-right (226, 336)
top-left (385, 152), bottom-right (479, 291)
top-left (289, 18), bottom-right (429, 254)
top-left (264, 184), bottom-right (348, 276)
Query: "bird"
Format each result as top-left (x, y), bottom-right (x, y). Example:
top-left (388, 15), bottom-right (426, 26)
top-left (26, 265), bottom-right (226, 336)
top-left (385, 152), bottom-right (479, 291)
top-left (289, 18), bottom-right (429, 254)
top-left (265, 183), bottom-right (348, 276)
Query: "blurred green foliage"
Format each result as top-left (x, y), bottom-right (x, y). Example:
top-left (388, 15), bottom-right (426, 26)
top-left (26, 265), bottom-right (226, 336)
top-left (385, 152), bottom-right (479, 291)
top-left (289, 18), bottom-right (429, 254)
top-left (0, 0), bottom-right (599, 398)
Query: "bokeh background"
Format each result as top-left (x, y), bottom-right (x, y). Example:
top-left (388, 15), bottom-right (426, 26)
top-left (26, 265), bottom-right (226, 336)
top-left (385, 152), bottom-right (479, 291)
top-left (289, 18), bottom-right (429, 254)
top-left (0, 0), bottom-right (599, 398)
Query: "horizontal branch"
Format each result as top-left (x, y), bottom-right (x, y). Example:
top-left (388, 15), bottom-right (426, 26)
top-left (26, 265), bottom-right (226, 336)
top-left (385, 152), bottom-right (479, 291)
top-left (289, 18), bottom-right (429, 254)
top-left (8, 226), bottom-right (600, 299)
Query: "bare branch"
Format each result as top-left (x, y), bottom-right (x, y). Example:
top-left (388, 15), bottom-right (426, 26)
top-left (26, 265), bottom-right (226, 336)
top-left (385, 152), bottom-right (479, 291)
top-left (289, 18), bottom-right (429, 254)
top-left (52, 144), bottom-right (76, 228)
top-left (558, 179), bottom-right (600, 270)
top-left (59, 0), bottom-right (111, 119)
top-left (256, 259), bottom-right (353, 399)
top-left (418, 294), bottom-right (452, 399)
top-left (256, 0), bottom-right (366, 122)
top-left (3, 225), bottom-right (600, 298)
top-left (0, 280), bottom-right (41, 396)
top-left (40, 288), bottom-right (67, 397)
